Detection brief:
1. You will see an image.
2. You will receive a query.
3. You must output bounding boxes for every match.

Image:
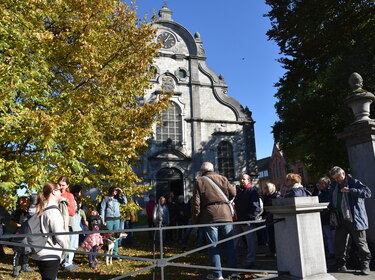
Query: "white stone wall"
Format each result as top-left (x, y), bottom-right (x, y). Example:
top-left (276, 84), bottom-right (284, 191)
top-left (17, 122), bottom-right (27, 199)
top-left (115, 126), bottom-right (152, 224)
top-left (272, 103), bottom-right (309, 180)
top-left (136, 6), bottom-right (257, 199)
top-left (198, 87), bottom-right (236, 121)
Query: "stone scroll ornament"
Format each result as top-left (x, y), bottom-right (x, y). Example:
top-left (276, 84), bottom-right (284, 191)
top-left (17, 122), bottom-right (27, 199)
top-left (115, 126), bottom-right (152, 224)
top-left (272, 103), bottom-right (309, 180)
top-left (162, 76), bottom-right (175, 93)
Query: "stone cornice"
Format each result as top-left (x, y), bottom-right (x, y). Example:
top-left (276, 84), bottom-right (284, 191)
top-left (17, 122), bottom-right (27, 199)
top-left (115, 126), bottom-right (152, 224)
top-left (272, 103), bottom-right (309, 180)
top-left (266, 197), bottom-right (329, 214)
top-left (185, 117), bottom-right (254, 125)
top-left (338, 120), bottom-right (375, 146)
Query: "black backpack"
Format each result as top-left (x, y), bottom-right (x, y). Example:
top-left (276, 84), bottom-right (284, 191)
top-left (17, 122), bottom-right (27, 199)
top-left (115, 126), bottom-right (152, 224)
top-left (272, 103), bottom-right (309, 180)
top-left (14, 205), bottom-right (59, 254)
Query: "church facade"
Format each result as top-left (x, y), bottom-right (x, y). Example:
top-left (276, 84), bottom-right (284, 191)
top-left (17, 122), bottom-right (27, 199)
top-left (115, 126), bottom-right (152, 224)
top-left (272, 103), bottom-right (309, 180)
top-left (135, 5), bottom-right (257, 200)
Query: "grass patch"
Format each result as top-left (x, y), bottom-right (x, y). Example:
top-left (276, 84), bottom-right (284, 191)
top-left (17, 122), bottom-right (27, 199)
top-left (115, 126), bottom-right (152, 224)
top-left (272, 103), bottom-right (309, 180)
top-left (0, 231), bottom-right (210, 280)
top-left (0, 230), bottom-right (270, 279)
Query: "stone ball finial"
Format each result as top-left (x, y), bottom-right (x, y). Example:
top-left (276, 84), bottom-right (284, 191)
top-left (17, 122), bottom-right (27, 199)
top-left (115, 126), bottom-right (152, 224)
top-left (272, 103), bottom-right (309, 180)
top-left (194, 32), bottom-right (201, 39)
top-left (349, 72), bottom-right (363, 92)
top-left (345, 72), bottom-right (375, 123)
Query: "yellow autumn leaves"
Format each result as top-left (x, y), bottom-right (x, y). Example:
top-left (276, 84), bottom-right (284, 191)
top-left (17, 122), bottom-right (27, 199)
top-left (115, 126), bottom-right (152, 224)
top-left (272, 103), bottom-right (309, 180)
top-left (0, 0), bottom-right (170, 208)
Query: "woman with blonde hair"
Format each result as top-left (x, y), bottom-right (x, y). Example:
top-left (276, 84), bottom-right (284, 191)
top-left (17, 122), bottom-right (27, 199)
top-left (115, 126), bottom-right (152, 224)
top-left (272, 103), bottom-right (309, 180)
top-left (32, 183), bottom-right (69, 280)
top-left (261, 182), bottom-right (279, 257)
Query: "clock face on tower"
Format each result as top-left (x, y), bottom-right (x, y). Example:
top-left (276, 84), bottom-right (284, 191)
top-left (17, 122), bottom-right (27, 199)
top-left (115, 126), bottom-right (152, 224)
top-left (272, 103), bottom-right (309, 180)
top-left (157, 31), bottom-right (176, 49)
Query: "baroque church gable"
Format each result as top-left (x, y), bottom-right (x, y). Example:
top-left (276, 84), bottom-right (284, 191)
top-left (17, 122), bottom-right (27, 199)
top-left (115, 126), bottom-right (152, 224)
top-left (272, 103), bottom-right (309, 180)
top-left (136, 5), bottom-right (257, 201)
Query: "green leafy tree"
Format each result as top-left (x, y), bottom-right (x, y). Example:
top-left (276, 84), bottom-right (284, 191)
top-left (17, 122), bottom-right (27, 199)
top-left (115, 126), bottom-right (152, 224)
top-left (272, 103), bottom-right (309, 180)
top-left (265, 0), bottom-right (375, 179)
top-left (0, 0), bottom-right (170, 208)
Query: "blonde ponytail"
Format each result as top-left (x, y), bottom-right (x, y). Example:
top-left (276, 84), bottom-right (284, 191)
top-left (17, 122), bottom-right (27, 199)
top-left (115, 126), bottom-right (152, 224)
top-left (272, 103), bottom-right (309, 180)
top-left (36, 182), bottom-right (58, 216)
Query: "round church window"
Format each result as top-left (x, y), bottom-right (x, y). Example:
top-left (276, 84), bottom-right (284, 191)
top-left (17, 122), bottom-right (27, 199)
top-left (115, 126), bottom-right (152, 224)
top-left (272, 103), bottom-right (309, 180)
top-left (178, 69), bottom-right (187, 79)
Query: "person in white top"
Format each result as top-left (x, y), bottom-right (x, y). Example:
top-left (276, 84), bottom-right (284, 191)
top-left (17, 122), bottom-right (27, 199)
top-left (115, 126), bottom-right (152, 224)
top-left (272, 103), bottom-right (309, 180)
top-left (32, 182), bottom-right (69, 280)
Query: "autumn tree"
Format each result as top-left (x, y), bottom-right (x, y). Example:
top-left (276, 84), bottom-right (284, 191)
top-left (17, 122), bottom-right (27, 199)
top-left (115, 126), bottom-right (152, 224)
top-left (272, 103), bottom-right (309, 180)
top-left (0, 0), bottom-right (170, 208)
top-left (265, 0), bottom-right (375, 179)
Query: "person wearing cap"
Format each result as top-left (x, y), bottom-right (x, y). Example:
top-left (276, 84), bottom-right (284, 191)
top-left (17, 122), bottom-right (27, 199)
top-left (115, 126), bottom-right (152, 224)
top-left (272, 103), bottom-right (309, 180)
top-left (10, 196), bottom-right (35, 277)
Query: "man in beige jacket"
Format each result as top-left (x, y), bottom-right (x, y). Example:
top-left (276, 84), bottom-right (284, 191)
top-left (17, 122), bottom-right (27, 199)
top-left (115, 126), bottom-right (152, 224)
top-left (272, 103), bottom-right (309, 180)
top-left (191, 162), bottom-right (239, 280)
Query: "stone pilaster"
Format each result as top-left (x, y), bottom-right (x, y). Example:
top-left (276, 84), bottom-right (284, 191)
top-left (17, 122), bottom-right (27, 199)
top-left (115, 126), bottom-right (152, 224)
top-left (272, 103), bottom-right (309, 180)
top-left (338, 120), bottom-right (375, 247)
top-left (266, 197), bottom-right (336, 280)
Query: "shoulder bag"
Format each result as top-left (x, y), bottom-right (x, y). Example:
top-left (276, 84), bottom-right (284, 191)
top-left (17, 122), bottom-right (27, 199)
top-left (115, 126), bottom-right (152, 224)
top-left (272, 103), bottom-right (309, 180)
top-left (202, 176), bottom-right (235, 217)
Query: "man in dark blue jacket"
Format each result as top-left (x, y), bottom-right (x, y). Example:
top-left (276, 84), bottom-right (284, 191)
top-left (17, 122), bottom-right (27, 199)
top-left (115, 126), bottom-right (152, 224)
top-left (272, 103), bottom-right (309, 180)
top-left (329, 166), bottom-right (372, 275)
top-left (233, 174), bottom-right (261, 269)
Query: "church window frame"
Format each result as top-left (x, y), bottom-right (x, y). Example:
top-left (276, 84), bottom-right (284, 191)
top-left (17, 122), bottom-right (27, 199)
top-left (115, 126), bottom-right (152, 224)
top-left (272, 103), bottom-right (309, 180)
top-left (217, 141), bottom-right (235, 180)
top-left (155, 101), bottom-right (183, 146)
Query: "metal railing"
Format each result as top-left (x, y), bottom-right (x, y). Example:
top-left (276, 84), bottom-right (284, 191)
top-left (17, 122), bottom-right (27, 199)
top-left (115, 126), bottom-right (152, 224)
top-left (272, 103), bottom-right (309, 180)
top-left (0, 218), bottom-right (284, 280)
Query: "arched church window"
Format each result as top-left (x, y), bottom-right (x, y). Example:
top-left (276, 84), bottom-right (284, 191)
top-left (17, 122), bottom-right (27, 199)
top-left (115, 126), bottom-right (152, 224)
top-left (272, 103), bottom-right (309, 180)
top-left (217, 141), bottom-right (234, 180)
top-left (155, 102), bottom-right (182, 145)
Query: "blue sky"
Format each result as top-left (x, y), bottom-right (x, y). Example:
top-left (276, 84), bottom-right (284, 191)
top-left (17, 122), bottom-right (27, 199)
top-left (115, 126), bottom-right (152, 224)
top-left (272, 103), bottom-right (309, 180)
top-left (134, 0), bottom-right (285, 159)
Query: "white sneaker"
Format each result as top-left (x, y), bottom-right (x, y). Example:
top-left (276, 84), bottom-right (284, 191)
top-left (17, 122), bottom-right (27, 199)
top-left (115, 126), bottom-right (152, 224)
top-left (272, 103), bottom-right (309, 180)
top-left (207, 273), bottom-right (226, 280)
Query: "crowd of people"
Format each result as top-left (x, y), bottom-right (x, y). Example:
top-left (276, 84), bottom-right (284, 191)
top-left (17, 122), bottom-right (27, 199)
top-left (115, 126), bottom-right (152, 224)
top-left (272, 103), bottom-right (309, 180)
top-left (0, 177), bottom-right (132, 280)
top-left (189, 162), bottom-right (372, 280)
top-left (0, 164), bottom-right (372, 280)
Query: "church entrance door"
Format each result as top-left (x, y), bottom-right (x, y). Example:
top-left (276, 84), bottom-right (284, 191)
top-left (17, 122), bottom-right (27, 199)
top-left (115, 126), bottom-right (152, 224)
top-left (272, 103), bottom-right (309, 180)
top-left (156, 168), bottom-right (183, 199)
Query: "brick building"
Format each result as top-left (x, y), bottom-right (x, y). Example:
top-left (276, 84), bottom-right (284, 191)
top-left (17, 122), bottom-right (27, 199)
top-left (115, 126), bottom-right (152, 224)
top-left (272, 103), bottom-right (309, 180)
top-left (257, 144), bottom-right (311, 191)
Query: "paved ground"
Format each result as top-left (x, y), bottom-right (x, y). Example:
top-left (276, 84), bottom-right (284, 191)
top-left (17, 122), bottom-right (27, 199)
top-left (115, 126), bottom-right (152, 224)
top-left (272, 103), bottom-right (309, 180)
top-left (330, 270), bottom-right (375, 280)
top-left (248, 246), bottom-right (375, 280)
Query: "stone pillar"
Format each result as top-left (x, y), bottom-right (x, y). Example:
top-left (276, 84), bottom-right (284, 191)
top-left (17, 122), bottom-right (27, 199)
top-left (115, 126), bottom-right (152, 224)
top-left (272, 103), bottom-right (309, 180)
top-left (266, 197), bottom-right (336, 280)
top-left (338, 72), bottom-right (375, 258)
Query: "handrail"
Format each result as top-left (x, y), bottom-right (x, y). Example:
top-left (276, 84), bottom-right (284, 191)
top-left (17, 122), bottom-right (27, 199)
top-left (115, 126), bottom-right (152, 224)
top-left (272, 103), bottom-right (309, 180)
top-left (0, 218), bottom-right (285, 280)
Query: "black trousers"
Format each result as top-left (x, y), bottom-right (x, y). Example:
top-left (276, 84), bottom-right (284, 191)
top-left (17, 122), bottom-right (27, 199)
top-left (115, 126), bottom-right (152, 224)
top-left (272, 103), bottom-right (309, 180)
top-left (12, 250), bottom-right (29, 268)
top-left (147, 218), bottom-right (154, 239)
top-left (335, 218), bottom-right (371, 268)
top-left (36, 259), bottom-right (60, 280)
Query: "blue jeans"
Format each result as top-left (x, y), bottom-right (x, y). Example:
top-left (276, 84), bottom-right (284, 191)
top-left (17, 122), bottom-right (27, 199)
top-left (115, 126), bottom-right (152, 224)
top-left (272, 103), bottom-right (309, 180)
top-left (233, 223), bottom-right (257, 265)
top-left (322, 225), bottom-right (335, 255)
top-left (124, 220), bottom-right (133, 245)
top-left (119, 220), bottom-right (125, 246)
top-left (64, 233), bottom-right (79, 267)
top-left (182, 221), bottom-right (193, 249)
top-left (106, 219), bottom-right (120, 256)
top-left (203, 224), bottom-right (237, 278)
top-left (88, 246), bottom-right (98, 262)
